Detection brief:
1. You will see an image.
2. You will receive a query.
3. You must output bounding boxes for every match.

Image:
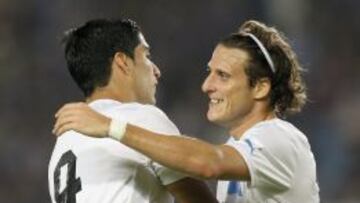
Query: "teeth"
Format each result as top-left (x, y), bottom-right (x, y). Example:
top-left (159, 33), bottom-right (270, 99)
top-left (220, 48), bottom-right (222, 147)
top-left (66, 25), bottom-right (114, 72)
top-left (210, 99), bottom-right (222, 104)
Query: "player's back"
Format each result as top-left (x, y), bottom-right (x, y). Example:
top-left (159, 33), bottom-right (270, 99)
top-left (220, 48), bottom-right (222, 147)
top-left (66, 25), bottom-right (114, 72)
top-left (48, 99), bottom-right (179, 203)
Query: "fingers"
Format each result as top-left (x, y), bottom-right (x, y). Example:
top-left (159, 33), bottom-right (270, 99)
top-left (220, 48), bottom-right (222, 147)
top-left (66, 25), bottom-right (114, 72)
top-left (55, 122), bottom-right (79, 136)
top-left (54, 106), bottom-right (76, 128)
top-left (53, 104), bottom-right (84, 135)
top-left (55, 102), bottom-right (87, 118)
top-left (53, 113), bottom-right (76, 136)
top-left (52, 102), bottom-right (110, 138)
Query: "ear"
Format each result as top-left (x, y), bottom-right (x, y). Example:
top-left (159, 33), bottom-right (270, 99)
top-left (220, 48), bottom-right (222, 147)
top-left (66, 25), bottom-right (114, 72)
top-left (252, 78), bottom-right (271, 100)
top-left (113, 52), bottom-right (132, 75)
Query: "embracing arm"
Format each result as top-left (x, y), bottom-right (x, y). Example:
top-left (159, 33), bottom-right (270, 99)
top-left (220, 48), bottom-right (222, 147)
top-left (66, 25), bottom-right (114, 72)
top-left (122, 123), bottom-right (249, 180)
top-left (53, 102), bottom-right (250, 180)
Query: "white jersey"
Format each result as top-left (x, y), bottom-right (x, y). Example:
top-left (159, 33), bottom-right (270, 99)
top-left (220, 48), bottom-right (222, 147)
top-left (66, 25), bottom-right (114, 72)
top-left (48, 99), bottom-right (186, 203)
top-left (217, 118), bottom-right (319, 203)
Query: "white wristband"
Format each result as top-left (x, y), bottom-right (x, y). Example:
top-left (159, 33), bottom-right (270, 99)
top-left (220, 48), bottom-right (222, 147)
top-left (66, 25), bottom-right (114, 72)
top-left (108, 119), bottom-right (127, 141)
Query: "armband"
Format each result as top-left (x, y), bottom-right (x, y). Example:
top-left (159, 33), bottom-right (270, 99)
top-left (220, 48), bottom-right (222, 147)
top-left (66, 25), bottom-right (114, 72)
top-left (108, 119), bottom-right (127, 141)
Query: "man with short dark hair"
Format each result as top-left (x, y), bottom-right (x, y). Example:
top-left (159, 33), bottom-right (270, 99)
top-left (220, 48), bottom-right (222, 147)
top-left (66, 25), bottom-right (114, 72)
top-left (53, 20), bottom-right (319, 202)
top-left (48, 18), bottom-right (217, 203)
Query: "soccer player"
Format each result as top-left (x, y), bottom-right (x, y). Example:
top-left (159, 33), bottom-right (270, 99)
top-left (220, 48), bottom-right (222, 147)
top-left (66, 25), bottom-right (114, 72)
top-left (53, 20), bottom-right (320, 202)
top-left (48, 19), bottom-right (217, 203)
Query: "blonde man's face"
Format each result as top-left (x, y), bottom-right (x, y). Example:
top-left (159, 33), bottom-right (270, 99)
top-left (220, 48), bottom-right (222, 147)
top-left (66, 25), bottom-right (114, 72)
top-left (202, 45), bottom-right (255, 127)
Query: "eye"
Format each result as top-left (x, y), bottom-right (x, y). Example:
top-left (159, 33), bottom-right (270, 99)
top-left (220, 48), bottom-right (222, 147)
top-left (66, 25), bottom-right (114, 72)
top-left (216, 70), bottom-right (230, 80)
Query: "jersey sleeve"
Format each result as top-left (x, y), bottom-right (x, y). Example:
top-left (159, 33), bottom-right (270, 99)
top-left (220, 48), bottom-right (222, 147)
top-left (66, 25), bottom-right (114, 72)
top-left (113, 104), bottom-right (188, 185)
top-left (225, 126), bottom-right (296, 192)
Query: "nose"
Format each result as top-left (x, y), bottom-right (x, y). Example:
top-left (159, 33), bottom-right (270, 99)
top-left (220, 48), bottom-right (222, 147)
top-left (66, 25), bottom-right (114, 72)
top-left (201, 73), bottom-right (215, 93)
top-left (153, 64), bottom-right (161, 79)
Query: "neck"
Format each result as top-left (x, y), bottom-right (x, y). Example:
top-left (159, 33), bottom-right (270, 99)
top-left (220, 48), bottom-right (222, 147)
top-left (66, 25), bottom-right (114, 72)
top-left (229, 106), bottom-right (276, 140)
top-left (86, 84), bottom-right (136, 104)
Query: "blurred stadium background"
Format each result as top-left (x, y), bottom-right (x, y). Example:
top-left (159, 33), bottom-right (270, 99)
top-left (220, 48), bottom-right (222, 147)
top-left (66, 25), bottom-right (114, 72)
top-left (0, 0), bottom-right (359, 202)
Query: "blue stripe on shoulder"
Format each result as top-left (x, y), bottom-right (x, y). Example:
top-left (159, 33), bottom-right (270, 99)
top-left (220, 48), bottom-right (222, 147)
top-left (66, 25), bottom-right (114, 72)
top-left (227, 181), bottom-right (239, 194)
top-left (244, 138), bottom-right (255, 154)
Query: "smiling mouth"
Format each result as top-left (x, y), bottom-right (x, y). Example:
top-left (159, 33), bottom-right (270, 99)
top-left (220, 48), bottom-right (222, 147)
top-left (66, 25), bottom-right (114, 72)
top-left (210, 99), bottom-right (223, 105)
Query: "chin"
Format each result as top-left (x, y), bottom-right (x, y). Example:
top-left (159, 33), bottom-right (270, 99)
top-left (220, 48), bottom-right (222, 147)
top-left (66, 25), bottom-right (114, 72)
top-left (140, 95), bottom-right (156, 105)
top-left (207, 111), bottom-right (233, 127)
top-left (148, 97), bottom-right (156, 105)
top-left (207, 112), bottom-right (223, 125)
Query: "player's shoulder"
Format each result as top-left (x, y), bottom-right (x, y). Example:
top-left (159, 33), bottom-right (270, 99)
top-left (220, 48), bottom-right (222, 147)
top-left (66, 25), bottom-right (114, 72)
top-left (243, 118), bottom-right (309, 152)
top-left (246, 118), bottom-right (304, 138)
top-left (126, 103), bottom-right (180, 135)
top-left (89, 99), bottom-right (179, 134)
top-left (89, 99), bottom-right (165, 117)
top-left (111, 102), bottom-right (171, 124)
top-left (122, 102), bottom-right (168, 118)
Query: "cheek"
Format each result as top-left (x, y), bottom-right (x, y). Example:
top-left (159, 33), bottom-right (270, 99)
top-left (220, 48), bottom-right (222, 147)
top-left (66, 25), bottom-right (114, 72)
top-left (137, 65), bottom-right (152, 81)
top-left (140, 68), bottom-right (155, 91)
top-left (226, 87), bottom-right (253, 114)
top-left (134, 73), bottom-right (148, 93)
top-left (139, 77), bottom-right (151, 93)
top-left (142, 65), bottom-right (154, 80)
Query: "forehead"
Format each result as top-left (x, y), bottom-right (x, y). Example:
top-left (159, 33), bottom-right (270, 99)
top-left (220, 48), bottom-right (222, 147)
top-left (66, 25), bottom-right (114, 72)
top-left (208, 45), bottom-right (249, 72)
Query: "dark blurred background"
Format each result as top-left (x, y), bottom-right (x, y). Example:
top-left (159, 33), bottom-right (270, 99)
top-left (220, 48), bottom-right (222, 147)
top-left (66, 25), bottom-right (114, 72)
top-left (0, 0), bottom-right (359, 202)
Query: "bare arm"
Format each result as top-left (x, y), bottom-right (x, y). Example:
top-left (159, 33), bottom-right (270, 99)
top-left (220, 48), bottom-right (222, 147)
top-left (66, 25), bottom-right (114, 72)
top-left (166, 178), bottom-right (218, 203)
top-left (122, 123), bottom-right (249, 180)
top-left (53, 102), bottom-right (250, 180)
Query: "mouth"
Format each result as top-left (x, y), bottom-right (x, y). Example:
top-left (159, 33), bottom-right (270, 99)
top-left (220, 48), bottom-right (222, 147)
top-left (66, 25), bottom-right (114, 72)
top-left (209, 98), bottom-right (224, 106)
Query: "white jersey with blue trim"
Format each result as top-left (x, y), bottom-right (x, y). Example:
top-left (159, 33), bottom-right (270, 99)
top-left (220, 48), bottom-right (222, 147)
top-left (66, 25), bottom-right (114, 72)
top-left (217, 118), bottom-right (319, 203)
top-left (48, 99), bottom-right (186, 203)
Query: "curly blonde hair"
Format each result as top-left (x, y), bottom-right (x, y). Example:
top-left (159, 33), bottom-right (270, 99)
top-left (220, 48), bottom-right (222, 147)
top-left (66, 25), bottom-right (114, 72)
top-left (220, 20), bottom-right (307, 117)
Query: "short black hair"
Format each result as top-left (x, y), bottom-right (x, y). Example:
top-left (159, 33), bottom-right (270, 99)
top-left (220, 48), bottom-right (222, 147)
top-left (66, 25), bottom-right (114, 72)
top-left (63, 18), bottom-right (141, 97)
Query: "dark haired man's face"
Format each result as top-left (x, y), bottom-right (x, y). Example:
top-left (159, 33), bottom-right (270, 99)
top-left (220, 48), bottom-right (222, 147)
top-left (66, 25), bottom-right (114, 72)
top-left (131, 33), bottom-right (161, 104)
